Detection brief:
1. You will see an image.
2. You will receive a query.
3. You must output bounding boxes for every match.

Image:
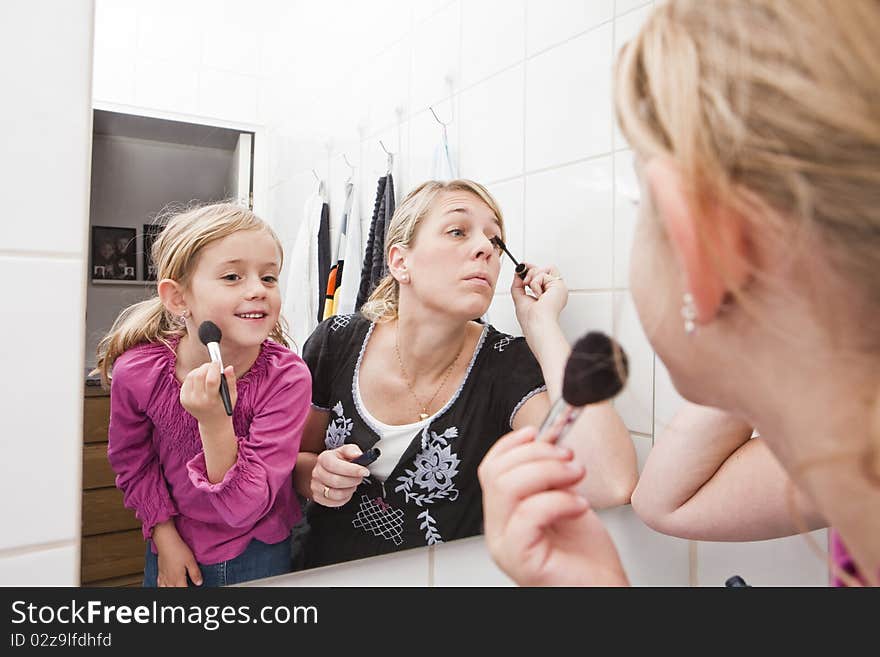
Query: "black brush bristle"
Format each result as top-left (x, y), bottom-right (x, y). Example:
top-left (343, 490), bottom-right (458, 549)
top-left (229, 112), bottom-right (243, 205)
top-left (562, 331), bottom-right (629, 406)
top-left (198, 320), bottom-right (222, 346)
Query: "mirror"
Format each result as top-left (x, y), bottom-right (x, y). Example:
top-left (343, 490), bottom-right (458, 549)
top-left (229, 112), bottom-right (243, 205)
top-left (81, 0), bottom-right (652, 587)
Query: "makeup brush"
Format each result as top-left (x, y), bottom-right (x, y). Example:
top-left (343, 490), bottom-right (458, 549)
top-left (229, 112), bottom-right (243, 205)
top-left (491, 236), bottom-right (528, 280)
top-left (537, 331), bottom-right (629, 444)
top-left (198, 320), bottom-right (234, 416)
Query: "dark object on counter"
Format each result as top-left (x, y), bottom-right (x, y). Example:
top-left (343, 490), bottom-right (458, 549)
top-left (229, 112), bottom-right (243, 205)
top-left (725, 575), bottom-right (751, 587)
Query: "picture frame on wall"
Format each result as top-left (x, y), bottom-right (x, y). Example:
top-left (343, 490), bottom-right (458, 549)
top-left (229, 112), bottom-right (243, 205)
top-left (91, 226), bottom-right (137, 280)
top-left (142, 223), bottom-right (164, 281)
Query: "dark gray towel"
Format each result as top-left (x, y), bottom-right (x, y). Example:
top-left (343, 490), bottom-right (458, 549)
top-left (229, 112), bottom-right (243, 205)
top-left (356, 174), bottom-right (396, 310)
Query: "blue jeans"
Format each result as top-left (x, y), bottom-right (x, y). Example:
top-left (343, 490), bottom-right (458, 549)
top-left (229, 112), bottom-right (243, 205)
top-left (143, 535), bottom-right (292, 587)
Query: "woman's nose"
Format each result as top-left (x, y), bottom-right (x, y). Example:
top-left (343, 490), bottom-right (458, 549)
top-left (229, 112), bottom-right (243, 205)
top-left (472, 234), bottom-right (495, 260)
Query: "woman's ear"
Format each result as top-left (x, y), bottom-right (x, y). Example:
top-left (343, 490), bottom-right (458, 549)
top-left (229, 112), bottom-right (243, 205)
top-left (645, 157), bottom-right (750, 326)
top-left (157, 279), bottom-right (187, 316)
top-left (387, 244), bottom-right (409, 283)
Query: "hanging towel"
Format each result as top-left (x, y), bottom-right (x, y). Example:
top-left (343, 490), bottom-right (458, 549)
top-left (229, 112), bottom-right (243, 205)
top-left (334, 182), bottom-right (362, 316)
top-left (356, 173), bottom-right (396, 310)
top-left (316, 199), bottom-right (331, 322)
top-left (432, 129), bottom-right (458, 180)
top-left (322, 182), bottom-right (357, 319)
top-left (282, 187), bottom-right (326, 351)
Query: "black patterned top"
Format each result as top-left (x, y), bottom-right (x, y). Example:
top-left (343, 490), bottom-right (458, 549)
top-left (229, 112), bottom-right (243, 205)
top-left (300, 313), bottom-right (546, 568)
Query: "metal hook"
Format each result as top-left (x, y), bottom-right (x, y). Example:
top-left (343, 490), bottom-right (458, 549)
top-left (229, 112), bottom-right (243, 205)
top-left (342, 153), bottom-right (355, 182)
top-left (429, 105), bottom-right (452, 126)
top-left (379, 140), bottom-right (394, 175)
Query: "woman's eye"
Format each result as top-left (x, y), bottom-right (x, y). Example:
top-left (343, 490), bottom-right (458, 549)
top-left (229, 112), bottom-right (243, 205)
top-left (448, 228), bottom-right (465, 237)
top-left (222, 273), bottom-right (240, 281)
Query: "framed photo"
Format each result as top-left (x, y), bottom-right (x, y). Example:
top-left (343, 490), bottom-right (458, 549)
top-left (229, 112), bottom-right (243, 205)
top-left (91, 226), bottom-right (136, 280)
top-left (142, 223), bottom-right (165, 281)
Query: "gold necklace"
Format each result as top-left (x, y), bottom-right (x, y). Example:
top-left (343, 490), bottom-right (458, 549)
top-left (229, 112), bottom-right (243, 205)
top-left (395, 323), bottom-right (466, 421)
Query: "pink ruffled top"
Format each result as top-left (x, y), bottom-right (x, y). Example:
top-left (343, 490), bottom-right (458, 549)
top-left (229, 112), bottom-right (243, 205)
top-left (107, 337), bottom-right (311, 564)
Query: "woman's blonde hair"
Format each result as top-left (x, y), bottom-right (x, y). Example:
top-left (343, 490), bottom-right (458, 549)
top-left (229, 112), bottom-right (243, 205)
top-left (360, 179), bottom-right (506, 323)
top-left (615, 0), bottom-right (880, 584)
top-left (93, 202), bottom-right (288, 387)
top-left (614, 0), bottom-right (880, 311)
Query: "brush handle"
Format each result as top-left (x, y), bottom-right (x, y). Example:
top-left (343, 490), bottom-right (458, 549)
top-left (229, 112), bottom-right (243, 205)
top-left (218, 373), bottom-right (233, 416)
top-left (515, 263), bottom-right (528, 280)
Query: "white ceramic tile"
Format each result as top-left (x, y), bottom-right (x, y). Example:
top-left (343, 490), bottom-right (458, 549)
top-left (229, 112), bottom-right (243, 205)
top-left (411, 1), bottom-right (461, 112)
top-left (198, 69), bottom-right (260, 124)
top-left (613, 4), bottom-right (654, 149)
top-left (414, 0), bottom-right (456, 24)
top-left (653, 355), bottom-right (686, 437)
top-left (407, 99), bottom-right (459, 188)
top-left (526, 25), bottom-right (614, 171)
top-left (136, 0), bottom-right (205, 66)
top-left (696, 530), bottom-right (829, 587)
top-left (613, 150), bottom-right (640, 286)
top-left (459, 66), bottom-right (524, 184)
top-left (486, 294), bottom-right (522, 336)
top-left (524, 157), bottom-right (614, 290)
top-left (616, 0), bottom-right (653, 16)
top-left (559, 292), bottom-right (614, 344)
top-left (613, 292), bottom-right (654, 434)
top-left (0, 257), bottom-right (83, 550)
top-left (632, 432), bottom-right (651, 471)
top-left (0, 544), bottom-right (79, 586)
top-left (432, 536), bottom-right (516, 586)
top-left (600, 505), bottom-right (692, 586)
top-left (461, 0), bottom-right (525, 87)
top-left (92, 51), bottom-right (137, 105)
top-left (94, 0), bottom-right (137, 59)
top-left (487, 177), bottom-right (525, 291)
top-left (134, 58), bottom-right (200, 116)
top-left (254, 545), bottom-right (431, 586)
top-left (366, 37), bottom-right (412, 134)
top-left (201, 14), bottom-right (264, 77)
top-left (526, 0), bottom-right (614, 55)
top-left (2, 0), bottom-right (93, 255)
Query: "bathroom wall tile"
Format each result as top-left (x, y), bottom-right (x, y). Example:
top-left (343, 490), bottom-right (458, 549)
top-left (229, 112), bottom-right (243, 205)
top-left (488, 177), bottom-right (525, 289)
top-left (613, 149), bottom-right (640, 287)
top-left (526, 0), bottom-right (614, 55)
top-left (526, 25), bottom-right (613, 171)
top-left (559, 292), bottom-right (614, 344)
top-left (199, 69), bottom-right (260, 124)
top-left (524, 157), bottom-right (613, 290)
top-left (411, 1), bottom-right (461, 112)
top-left (459, 65), bottom-right (524, 184)
top-left (408, 98), bottom-right (459, 189)
top-left (613, 3), bottom-right (654, 150)
top-left (134, 58), bottom-right (199, 116)
top-left (0, 544), bottom-right (79, 586)
top-left (0, 257), bottom-right (83, 550)
top-left (461, 0), bottom-right (525, 87)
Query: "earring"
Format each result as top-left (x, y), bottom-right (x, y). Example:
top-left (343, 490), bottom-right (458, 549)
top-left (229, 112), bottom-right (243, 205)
top-left (400, 274), bottom-right (409, 283)
top-left (681, 293), bottom-right (697, 335)
top-left (179, 309), bottom-right (190, 323)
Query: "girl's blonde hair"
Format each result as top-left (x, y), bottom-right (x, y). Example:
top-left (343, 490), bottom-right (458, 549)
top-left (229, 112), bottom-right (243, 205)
top-left (360, 179), bottom-right (506, 323)
top-left (615, 0), bottom-right (880, 585)
top-left (93, 202), bottom-right (288, 387)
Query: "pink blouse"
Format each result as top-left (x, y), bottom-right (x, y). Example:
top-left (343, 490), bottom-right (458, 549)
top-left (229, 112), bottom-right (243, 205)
top-left (107, 337), bottom-right (310, 564)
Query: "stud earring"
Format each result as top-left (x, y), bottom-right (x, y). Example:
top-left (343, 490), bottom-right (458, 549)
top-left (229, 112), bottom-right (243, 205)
top-left (179, 309), bottom-right (190, 323)
top-left (400, 274), bottom-right (409, 283)
top-left (681, 293), bottom-right (697, 335)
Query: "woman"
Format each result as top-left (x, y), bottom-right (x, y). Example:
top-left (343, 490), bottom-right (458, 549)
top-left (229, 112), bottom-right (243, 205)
top-left (479, 0), bottom-right (880, 586)
top-left (293, 179), bottom-right (638, 568)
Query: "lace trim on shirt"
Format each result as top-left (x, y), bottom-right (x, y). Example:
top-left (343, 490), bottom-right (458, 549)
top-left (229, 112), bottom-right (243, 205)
top-left (351, 323), bottom-right (489, 436)
top-left (508, 385), bottom-right (548, 429)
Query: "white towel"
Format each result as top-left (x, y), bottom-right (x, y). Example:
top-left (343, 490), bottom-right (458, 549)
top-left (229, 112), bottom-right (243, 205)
top-left (283, 189), bottom-right (325, 351)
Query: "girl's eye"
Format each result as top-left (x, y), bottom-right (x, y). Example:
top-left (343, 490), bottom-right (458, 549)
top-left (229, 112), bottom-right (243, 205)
top-left (222, 273), bottom-right (240, 281)
top-left (262, 275), bottom-right (278, 284)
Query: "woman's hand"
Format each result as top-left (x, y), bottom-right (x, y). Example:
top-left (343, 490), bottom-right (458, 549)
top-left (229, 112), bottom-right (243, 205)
top-left (180, 362), bottom-right (238, 426)
top-left (478, 427), bottom-right (629, 586)
top-left (511, 262), bottom-right (568, 339)
top-left (310, 445), bottom-right (371, 508)
top-left (152, 520), bottom-right (203, 587)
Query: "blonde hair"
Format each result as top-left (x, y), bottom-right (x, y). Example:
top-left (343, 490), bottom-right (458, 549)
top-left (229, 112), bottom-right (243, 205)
top-left (614, 0), bottom-right (880, 311)
top-left (360, 179), bottom-right (506, 323)
top-left (615, 0), bottom-right (880, 585)
top-left (93, 202), bottom-right (288, 387)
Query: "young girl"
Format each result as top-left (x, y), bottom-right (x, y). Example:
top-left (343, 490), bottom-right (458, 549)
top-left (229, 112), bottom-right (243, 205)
top-left (94, 203), bottom-right (311, 587)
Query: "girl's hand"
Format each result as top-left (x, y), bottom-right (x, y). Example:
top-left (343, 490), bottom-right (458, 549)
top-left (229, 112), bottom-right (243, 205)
top-left (478, 427), bottom-right (629, 587)
top-left (180, 362), bottom-right (238, 425)
top-left (152, 521), bottom-right (203, 587)
top-left (511, 262), bottom-right (568, 338)
top-left (310, 445), bottom-right (371, 508)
